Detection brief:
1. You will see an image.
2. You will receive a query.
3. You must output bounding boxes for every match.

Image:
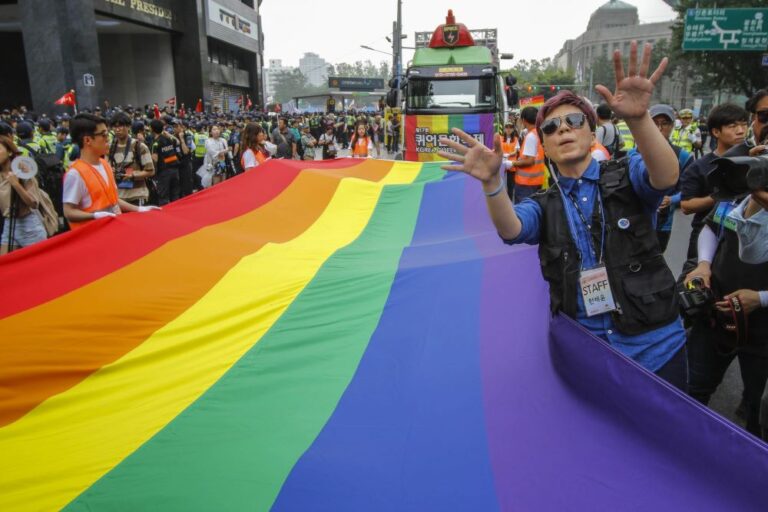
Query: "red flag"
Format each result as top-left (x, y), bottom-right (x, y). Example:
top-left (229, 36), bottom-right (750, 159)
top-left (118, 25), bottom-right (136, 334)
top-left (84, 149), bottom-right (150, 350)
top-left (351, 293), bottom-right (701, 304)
top-left (165, 96), bottom-right (176, 107)
top-left (195, 98), bottom-right (204, 113)
top-left (178, 105), bottom-right (186, 118)
top-left (153, 104), bottom-right (160, 119)
top-left (246, 95), bottom-right (253, 110)
top-left (54, 90), bottom-right (76, 106)
top-left (236, 95), bottom-right (243, 106)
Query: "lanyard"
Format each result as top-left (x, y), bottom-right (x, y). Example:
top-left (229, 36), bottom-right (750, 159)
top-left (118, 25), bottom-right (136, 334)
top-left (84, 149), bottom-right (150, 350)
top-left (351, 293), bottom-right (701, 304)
top-left (556, 182), bottom-right (606, 267)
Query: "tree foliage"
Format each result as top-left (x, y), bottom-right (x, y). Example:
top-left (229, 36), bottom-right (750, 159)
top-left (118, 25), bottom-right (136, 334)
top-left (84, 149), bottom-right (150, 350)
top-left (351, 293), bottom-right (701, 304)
top-left (501, 58), bottom-right (578, 100)
top-left (671, 0), bottom-right (768, 96)
top-left (326, 60), bottom-right (391, 80)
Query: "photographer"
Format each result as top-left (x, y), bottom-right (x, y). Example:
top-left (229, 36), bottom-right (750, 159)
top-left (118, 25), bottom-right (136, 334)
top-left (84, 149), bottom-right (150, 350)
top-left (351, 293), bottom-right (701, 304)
top-left (108, 112), bottom-right (154, 207)
top-left (438, 43), bottom-right (688, 389)
top-left (680, 104), bottom-right (749, 259)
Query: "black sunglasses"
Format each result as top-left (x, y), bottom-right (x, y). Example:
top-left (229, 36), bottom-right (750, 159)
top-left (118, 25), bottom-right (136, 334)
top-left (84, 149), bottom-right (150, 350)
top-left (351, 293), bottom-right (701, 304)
top-left (756, 110), bottom-right (768, 124)
top-left (540, 113), bottom-right (588, 136)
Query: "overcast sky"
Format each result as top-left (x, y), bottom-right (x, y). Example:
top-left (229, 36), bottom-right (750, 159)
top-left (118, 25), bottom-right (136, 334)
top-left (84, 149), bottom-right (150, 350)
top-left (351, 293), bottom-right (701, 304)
top-left (260, 0), bottom-right (677, 70)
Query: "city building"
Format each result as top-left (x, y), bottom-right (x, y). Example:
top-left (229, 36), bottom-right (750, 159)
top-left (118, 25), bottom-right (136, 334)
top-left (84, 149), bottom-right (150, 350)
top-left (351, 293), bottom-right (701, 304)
top-left (262, 59), bottom-right (295, 103)
top-left (0, 0), bottom-right (265, 114)
top-left (299, 52), bottom-right (328, 88)
top-left (553, 0), bottom-right (690, 107)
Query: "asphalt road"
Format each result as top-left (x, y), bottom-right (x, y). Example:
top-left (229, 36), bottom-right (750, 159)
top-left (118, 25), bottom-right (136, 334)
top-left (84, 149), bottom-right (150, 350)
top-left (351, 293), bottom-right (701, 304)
top-left (665, 209), bottom-right (743, 426)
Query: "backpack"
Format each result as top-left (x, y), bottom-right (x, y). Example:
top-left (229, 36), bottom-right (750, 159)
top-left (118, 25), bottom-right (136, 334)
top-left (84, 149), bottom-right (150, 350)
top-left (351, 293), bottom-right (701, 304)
top-left (34, 186), bottom-right (59, 237)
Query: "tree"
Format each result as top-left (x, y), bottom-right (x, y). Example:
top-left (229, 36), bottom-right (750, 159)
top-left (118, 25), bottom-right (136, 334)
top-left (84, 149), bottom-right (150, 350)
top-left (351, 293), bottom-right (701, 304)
top-left (671, 0), bottom-right (768, 97)
top-left (273, 69), bottom-right (313, 104)
top-left (501, 59), bottom-right (577, 100)
top-left (326, 60), bottom-right (391, 80)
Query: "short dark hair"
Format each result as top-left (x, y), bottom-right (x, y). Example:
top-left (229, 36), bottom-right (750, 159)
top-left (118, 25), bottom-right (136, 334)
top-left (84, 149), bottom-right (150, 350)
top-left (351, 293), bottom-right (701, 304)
top-left (520, 106), bottom-right (539, 125)
top-left (707, 103), bottom-right (749, 132)
top-left (110, 112), bottom-right (132, 127)
top-left (70, 113), bottom-right (106, 147)
top-left (149, 119), bottom-right (165, 134)
top-left (596, 103), bottom-right (612, 121)
top-left (745, 90), bottom-right (768, 114)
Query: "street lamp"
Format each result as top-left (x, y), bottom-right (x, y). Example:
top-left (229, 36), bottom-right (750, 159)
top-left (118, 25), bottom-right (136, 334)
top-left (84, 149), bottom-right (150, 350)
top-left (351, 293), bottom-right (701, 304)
top-left (360, 45), bottom-right (393, 56)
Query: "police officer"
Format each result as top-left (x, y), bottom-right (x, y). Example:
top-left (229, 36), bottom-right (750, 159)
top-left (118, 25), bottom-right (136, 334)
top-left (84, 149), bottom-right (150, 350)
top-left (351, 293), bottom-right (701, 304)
top-left (438, 42), bottom-right (688, 389)
top-left (16, 121), bottom-right (42, 157)
top-left (149, 119), bottom-right (181, 205)
top-left (38, 119), bottom-right (58, 154)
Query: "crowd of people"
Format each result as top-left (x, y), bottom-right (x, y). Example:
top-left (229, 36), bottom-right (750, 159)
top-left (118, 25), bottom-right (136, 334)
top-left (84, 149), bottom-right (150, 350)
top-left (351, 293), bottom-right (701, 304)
top-left (439, 43), bottom-right (768, 442)
top-left (1, 44), bottom-right (767, 443)
top-left (0, 106), bottom-right (401, 254)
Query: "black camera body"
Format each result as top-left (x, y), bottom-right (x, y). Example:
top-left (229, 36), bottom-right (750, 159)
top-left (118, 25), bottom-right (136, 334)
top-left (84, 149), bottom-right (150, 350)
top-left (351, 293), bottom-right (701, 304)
top-left (679, 277), bottom-right (715, 319)
top-left (708, 155), bottom-right (768, 198)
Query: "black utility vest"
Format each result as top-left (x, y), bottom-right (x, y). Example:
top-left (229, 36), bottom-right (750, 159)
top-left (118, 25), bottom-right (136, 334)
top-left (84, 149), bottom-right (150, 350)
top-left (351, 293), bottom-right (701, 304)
top-left (531, 159), bottom-right (679, 336)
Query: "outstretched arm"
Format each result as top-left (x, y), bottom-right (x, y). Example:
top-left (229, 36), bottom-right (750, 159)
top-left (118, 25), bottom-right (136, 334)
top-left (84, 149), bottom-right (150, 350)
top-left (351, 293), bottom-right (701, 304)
top-left (437, 131), bottom-right (522, 240)
top-left (595, 41), bottom-right (678, 190)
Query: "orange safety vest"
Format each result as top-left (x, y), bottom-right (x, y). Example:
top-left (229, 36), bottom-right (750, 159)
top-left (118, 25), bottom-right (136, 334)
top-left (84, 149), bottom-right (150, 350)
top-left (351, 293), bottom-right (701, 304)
top-left (501, 137), bottom-right (520, 172)
top-left (351, 135), bottom-right (370, 158)
top-left (515, 132), bottom-right (546, 186)
top-left (591, 141), bottom-right (610, 160)
top-left (240, 147), bottom-right (268, 170)
top-left (68, 158), bottom-right (120, 230)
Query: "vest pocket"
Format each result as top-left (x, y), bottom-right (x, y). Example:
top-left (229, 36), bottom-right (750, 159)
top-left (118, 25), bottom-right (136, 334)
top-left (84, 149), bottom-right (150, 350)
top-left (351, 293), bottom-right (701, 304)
top-left (619, 260), bottom-right (676, 327)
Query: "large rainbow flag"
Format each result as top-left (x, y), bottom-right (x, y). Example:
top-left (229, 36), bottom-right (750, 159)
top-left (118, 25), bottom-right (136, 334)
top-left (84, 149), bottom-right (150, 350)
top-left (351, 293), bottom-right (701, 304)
top-left (1, 158), bottom-right (767, 511)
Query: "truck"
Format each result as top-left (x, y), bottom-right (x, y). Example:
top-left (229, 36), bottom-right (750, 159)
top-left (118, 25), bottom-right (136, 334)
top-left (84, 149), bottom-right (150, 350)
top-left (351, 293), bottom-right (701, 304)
top-left (387, 10), bottom-right (513, 162)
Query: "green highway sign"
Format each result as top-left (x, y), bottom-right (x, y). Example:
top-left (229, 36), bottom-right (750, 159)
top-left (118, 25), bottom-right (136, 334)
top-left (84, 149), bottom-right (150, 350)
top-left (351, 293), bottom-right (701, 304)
top-left (683, 8), bottom-right (768, 51)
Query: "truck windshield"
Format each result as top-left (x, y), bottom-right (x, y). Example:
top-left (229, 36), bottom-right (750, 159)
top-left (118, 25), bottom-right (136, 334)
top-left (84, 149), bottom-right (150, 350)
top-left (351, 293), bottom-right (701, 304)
top-left (406, 77), bottom-right (495, 112)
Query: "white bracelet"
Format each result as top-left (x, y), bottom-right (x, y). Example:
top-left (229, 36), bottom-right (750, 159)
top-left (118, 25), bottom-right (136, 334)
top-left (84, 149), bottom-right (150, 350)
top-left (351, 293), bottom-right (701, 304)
top-left (485, 174), bottom-right (505, 198)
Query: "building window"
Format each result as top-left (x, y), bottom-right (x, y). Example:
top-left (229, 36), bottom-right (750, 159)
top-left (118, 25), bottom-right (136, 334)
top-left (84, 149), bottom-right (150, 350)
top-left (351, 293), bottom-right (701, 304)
top-left (602, 43), bottom-right (608, 57)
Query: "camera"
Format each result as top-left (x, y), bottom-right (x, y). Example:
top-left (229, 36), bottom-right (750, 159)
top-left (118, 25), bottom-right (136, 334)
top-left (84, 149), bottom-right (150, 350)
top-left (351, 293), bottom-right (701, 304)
top-left (679, 277), bottom-right (715, 319)
top-left (708, 155), bottom-right (768, 198)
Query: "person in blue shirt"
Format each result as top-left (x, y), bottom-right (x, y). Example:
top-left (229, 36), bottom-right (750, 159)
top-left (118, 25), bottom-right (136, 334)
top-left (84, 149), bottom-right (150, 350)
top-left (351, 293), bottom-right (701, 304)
top-left (438, 42), bottom-right (688, 390)
top-left (628, 104), bottom-right (693, 252)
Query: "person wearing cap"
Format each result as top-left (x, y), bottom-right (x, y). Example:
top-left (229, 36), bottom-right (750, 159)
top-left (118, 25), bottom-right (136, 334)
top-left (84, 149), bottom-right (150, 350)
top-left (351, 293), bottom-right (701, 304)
top-left (683, 90), bottom-right (768, 437)
top-left (15, 122), bottom-right (43, 158)
top-left (37, 119), bottom-right (58, 155)
top-left (55, 126), bottom-right (73, 169)
top-left (634, 104), bottom-right (693, 252)
top-left (439, 42), bottom-right (688, 389)
top-left (671, 108), bottom-right (701, 155)
top-left (108, 112), bottom-right (155, 206)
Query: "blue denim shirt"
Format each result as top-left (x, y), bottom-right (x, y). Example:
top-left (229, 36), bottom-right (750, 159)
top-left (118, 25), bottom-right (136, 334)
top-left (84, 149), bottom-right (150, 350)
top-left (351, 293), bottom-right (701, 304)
top-left (507, 155), bottom-right (686, 372)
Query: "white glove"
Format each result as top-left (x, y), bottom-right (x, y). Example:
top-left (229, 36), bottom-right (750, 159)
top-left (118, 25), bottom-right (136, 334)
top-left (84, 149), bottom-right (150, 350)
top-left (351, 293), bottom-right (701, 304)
top-left (137, 205), bottom-right (161, 213)
top-left (93, 211), bottom-right (116, 220)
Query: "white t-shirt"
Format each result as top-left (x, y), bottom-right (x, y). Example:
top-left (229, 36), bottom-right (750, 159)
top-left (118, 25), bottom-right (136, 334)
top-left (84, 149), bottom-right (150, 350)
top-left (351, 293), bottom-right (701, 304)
top-left (205, 137), bottom-right (227, 165)
top-left (522, 132), bottom-right (539, 158)
top-left (63, 163), bottom-right (118, 212)
top-left (242, 148), bottom-right (259, 170)
top-left (591, 148), bottom-right (608, 162)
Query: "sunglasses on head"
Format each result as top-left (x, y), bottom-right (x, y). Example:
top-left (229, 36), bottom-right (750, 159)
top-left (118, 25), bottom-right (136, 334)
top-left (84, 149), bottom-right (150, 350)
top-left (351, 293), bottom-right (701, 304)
top-left (756, 110), bottom-right (768, 124)
top-left (540, 113), bottom-right (588, 136)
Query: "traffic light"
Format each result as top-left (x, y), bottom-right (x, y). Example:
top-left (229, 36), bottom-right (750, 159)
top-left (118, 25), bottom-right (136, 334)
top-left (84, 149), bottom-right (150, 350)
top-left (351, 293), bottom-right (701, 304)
top-left (550, 85), bottom-right (556, 92)
top-left (527, 85), bottom-right (533, 92)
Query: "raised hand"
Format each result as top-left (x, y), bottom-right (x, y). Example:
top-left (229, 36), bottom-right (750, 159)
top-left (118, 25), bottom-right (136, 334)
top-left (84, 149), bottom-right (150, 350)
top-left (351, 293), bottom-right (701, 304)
top-left (595, 41), bottom-right (667, 122)
top-left (437, 128), bottom-right (503, 184)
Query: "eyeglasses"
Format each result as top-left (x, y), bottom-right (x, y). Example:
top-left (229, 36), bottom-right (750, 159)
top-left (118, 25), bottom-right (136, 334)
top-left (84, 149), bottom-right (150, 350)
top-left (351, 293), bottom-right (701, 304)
top-left (756, 110), bottom-right (768, 124)
top-left (540, 113), bottom-right (587, 136)
top-left (90, 130), bottom-right (108, 138)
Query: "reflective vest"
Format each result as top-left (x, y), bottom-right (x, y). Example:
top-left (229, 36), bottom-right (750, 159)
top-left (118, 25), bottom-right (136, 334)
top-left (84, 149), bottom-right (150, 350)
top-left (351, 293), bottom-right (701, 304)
top-left (240, 147), bottom-right (267, 170)
top-left (670, 124), bottom-right (695, 153)
top-left (616, 121), bottom-right (634, 151)
top-left (515, 132), bottom-right (546, 187)
top-left (351, 135), bottom-right (370, 157)
top-left (194, 133), bottom-right (208, 158)
top-left (17, 140), bottom-right (42, 158)
top-left (501, 137), bottom-right (520, 173)
top-left (40, 133), bottom-right (57, 154)
top-left (68, 158), bottom-right (120, 230)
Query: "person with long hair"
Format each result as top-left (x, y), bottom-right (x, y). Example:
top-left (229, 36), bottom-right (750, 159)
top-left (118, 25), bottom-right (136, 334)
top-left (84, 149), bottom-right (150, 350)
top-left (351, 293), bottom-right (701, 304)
top-left (0, 135), bottom-right (47, 254)
top-left (501, 121), bottom-right (521, 199)
top-left (349, 121), bottom-right (372, 158)
top-left (240, 122), bottom-right (271, 172)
